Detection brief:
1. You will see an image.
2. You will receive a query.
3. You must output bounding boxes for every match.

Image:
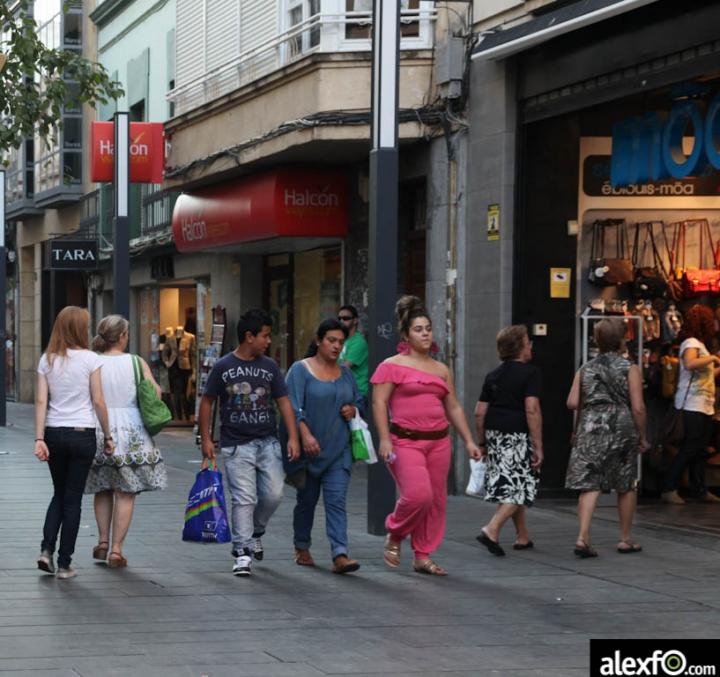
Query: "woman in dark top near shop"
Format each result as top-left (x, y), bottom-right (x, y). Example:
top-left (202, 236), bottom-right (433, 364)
top-left (474, 325), bottom-right (544, 557)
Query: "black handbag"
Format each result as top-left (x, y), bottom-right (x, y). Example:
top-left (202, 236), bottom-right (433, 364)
top-left (662, 373), bottom-right (693, 448)
top-left (632, 222), bottom-right (669, 299)
top-left (588, 219), bottom-right (634, 287)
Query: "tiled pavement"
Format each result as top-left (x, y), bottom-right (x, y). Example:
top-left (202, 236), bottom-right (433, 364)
top-left (0, 403), bottom-right (718, 677)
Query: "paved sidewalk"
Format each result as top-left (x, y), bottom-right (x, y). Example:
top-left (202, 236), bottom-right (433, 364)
top-left (0, 402), bottom-right (718, 677)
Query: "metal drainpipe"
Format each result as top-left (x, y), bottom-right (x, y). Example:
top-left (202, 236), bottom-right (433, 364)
top-left (445, 131), bottom-right (458, 494)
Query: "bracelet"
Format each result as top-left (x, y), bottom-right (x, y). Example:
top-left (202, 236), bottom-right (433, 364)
top-left (478, 441), bottom-right (487, 446)
top-left (35, 438), bottom-right (44, 442)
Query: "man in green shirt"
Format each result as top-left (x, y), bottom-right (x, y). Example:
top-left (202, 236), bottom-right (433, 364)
top-left (338, 305), bottom-right (369, 396)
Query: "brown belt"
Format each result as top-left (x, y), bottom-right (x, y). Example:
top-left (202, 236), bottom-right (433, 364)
top-left (389, 423), bottom-right (449, 440)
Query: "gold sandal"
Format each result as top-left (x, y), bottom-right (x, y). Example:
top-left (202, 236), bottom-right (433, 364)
top-left (383, 535), bottom-right (401, 568)
top-left (413, 558), bottom-right (447, 576)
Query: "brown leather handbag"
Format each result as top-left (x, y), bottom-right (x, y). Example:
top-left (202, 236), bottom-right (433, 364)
top-left (588, 219), bottom-right (634, 287)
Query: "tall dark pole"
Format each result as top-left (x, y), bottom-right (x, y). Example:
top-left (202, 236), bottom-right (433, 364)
top-left (113, 111), bottom-right (130, 319)
top-left (366, 0), bottom-right (400, 535)
top-left (0, 169), bottom-right (6, 426)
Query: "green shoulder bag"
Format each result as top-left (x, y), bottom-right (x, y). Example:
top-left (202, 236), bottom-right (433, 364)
top-left (132, 354), bottom-right (172, 436)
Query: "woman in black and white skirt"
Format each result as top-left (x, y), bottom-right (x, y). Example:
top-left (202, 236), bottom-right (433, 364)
top-left (474, 325), bottom-right (544, 557)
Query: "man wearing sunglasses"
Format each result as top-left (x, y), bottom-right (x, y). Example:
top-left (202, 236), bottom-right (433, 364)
top-left (337, 305), bottom-right (369, 398)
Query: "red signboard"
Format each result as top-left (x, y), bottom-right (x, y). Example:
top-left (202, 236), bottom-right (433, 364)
top-left (171, 170), bottom-right (348, 252)
top-left (90, 121), bottom-right (164, 183)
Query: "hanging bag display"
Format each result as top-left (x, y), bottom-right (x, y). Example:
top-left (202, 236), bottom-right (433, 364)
top-left (661, 223), bottom-right (684, 302)
top-left (632, 222), bottom-right (669, 299)
top-left (674, 219), bottom-right (720, 298)
top-left (132, 354), bottom-right (172, 436)
top-left (660, 352), bottom-right (679, 399)
top-left (588, 219), bottom-right (634, 287)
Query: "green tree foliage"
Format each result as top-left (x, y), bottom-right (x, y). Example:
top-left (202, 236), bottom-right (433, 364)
top-left (0, 0), bottom-right (123, 156)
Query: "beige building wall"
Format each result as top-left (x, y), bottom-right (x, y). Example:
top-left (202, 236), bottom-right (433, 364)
top-left (474, 0), bottom-right (559, 29)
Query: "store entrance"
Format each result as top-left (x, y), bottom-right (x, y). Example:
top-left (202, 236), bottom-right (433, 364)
top-left (138, 285), bottom-right (198, 425)
top-left (264, 246), bottom-right (342, 372)
top-left (41, 270), bottom-right (88, 350)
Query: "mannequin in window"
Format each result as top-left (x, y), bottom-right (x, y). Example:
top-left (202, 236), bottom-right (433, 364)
top-left (162, 326), bottom-right (179, 419)
top-left (175, 325), bottom-right (196, 420)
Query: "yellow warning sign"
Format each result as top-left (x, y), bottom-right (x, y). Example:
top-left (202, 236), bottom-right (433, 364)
top-left (550, 267), bottom-right (571, 298)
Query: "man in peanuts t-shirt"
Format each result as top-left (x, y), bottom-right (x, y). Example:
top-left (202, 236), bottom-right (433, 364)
top-left (199, 309), bottom-right (299, 577)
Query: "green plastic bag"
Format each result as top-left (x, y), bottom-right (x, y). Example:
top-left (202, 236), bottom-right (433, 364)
top-left (349, 410), bottom-right (377, 464)
top-left (132, 355), bottom-right (172, 436)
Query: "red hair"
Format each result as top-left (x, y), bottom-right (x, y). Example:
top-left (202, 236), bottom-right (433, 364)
top-left (681, 304), bottom-right (715, 347)
top-left (45, 306), bottom-right (90, 366)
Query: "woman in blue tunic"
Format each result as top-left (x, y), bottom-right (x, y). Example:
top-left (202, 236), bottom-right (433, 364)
top-left (285, 318), bottom-right (365, 574)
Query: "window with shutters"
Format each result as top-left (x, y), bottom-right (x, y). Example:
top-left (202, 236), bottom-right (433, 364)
top-left (286, 0), bottom-right (321, 59)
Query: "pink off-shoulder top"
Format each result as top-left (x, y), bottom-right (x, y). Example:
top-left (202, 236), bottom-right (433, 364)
top-left (370, 362), bottom-right (449, 431)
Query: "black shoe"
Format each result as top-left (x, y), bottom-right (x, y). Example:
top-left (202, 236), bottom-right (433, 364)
top-left (252, 537), bottom-right (264, 561)
top-left (477, 530), bottom-right (505, 557)
top-left (513, 541), bottom-right (534, 550)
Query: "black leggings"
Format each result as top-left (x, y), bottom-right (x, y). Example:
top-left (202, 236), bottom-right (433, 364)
top-left (41, 427), bottom-right (96, 568)
top-left (663, 410), bottom-right (710, 496)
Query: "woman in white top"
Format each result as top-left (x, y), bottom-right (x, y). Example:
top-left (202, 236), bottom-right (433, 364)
top-left (662, 305), bottom-right (720, 505)
top-left (35, 307), bottom-right (114, 580)
top-left (85, 315), bottom-right (167, 568)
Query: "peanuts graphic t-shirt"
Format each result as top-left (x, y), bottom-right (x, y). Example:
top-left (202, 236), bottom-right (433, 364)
top-left (203, 353), bottom-right (288, 447)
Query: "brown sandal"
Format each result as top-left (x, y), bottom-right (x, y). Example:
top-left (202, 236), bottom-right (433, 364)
top-left (107, 553), bottom-right (127, 568)
top-left (413, 558), bottom-right (447, 576)
top-left (383, 535), bottom-right (401, 568)
top-left (92, 541), bottom-right (109, 560)
top-left (294, 548), bottom-right (315, 567)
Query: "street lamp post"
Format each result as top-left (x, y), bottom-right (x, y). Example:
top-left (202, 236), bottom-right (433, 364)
top-left (366, 0), bottom-right (400, 535)
top-left (0, 169), bottom-right (6, 426)
top-left (113, 111), bottom-right (130, 319)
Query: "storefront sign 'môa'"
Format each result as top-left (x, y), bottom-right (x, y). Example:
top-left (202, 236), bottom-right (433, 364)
top-left (172, 170), bottom-right (348, 252)
top-left (90, 121), bottom-right (164, 183)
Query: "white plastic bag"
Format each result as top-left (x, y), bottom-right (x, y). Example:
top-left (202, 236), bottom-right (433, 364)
top-left (348, 410), bottom-right (378, 464)
top-left (465, 458), bottom-right (486, 497)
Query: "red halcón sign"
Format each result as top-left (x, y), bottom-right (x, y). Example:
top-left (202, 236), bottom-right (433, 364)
top-left (90, 121), bottom-right (164, 183)
top-left (171, 170), bottom-right (348, 252)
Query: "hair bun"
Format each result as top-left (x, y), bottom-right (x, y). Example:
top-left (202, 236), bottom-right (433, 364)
top-left (395, 295), bottom-right (427, 335)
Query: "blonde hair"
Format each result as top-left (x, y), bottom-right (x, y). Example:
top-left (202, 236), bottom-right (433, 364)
top-left (395, 295), bottom-right (429, 336)
top-left (45, 306), bottom-right (90, 367)
top-left (496, 325), bottom-right (528, 361)
top-left (92, 315), bottom-right (129, 353)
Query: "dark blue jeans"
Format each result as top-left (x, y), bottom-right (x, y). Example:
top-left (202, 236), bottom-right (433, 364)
top-left (41, 427), bottom-right (96, 568)
top-left (293, 463), bottom-right (350, 560)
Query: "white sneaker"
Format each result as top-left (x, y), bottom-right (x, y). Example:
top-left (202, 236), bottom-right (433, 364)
top-left (56, 567), bottom-right (77, 580)
top-left (232, 554), bottom-right (252, 577)
top-left (661, 490), bottom-right (685, 505)
top-left (37, 550), bottom-right (55, 574)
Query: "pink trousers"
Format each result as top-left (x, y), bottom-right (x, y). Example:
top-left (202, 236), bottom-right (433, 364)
top-left (385, 435), bottom-right (451, 559)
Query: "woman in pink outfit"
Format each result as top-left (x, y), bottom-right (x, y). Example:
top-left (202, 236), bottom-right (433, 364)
top-left (371, 296), bottom-right (481, 576)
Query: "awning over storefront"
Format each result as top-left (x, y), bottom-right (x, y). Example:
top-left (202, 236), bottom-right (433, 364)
top-left (472, 0), bottom-right (659, 61)
top-left (171, 170), bottom-right (348, 253)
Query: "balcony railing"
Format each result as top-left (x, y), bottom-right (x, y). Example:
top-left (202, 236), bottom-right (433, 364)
top-left (167, 7), bottom-right (436, 117)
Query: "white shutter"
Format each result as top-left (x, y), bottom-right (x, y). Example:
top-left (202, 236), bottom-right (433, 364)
top-left (176, 0), bottom-right (205, 86)
top-left (206, 0), bottom-right (240, 72)
top-left (240, 0), bottom-right (279, 79)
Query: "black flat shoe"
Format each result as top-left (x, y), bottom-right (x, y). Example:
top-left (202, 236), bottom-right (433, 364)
top-left (477, 530), bottom-right (505, 557)
top-left (573, 541), bottom-right (598, 559)
top-left (513, 541), bottom-right (534, 550)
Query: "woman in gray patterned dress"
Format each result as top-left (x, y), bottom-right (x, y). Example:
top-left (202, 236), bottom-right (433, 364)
top-left (566, 319), bottom-right (649, 558)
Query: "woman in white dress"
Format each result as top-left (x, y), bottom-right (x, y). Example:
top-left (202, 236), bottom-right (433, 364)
top-left (85, 315), bottom-right (168, 567)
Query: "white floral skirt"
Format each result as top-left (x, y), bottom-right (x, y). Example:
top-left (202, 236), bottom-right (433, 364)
top-left (484, 430), bottom-right (538, 507)
top-left (85, 412), bottom-right (167, 495)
